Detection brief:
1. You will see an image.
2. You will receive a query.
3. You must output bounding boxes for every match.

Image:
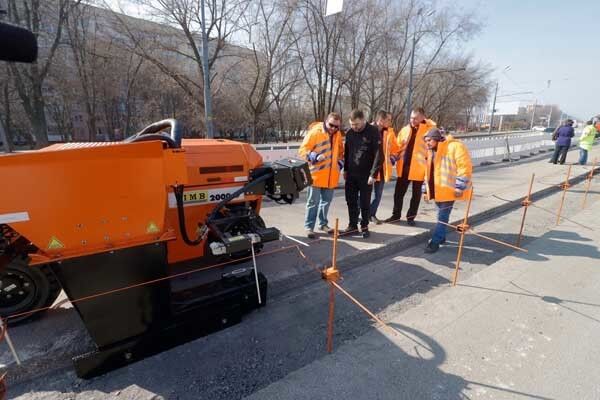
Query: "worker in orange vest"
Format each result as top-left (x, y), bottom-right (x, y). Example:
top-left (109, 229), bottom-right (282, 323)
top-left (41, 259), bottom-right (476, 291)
top-left (369, 110), bottom-right (400, 224)
top-left (298, 112), bottom-right (344, 239)
top-left (422, 128), bottom-right (473, 253)
top-left (385, 107), bottom-right (436, 226)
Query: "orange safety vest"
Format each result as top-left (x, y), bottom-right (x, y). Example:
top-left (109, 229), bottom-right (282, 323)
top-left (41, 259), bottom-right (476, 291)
top-left (396, 119), bottom-right (436, 181)
top-left (424, 135), bottom-right (473, 202)
top-left (298, 122), bottom-right (344, 189)
top-left (376, 127), bottom-right (400, 182)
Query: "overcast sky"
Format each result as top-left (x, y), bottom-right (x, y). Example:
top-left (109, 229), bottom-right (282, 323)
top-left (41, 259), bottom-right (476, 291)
top-left (104, 0), bottom-right (599, 120)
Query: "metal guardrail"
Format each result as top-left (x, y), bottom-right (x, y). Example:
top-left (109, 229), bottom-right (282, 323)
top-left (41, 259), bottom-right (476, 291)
top-left (254, 130), bottom-right (572, 165)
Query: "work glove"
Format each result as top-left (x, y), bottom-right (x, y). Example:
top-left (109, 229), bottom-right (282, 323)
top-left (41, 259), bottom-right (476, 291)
top-left (316, 153), bottom-right (326, 162)
top-left (338, 160), bottom-right (344, 171)
top-left (367, 176), bottom-right (375, 186)
top-left (308, 151), bottom-right (318, 163)
top-left (389, 155), bottom-right (399, 166)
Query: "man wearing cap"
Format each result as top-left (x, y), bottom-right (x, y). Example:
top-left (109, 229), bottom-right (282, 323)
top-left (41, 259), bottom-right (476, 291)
top-left (422, 128), bottom-right (473, 254)
top-left (298, 113), bottom-right (344, 238)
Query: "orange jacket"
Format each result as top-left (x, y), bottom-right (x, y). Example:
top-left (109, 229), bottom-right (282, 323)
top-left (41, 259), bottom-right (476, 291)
top-left (395, 119), bottom-right (436, 181)
top-left (376, 127), bottom-right (400, 182)
top-left (424, 135), bottom-right (473, 202)
top-left (298, 122), bottom-right (344, 189)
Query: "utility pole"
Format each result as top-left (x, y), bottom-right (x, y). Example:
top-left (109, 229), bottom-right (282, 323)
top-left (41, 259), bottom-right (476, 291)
top-left (405, 34), bottom-right (417, 124)
top-left (200, 0), bottom-right (215, 139)
top-left (488, 81), bottom-right (499, 134)
top-left (530, 99), bottom-right (537, 129)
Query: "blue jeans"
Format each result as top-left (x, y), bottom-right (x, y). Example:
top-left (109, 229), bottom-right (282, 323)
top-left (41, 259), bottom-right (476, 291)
top-left (369, 181), bottom-right (385, 217)
top-left (432, 201), bottom-right (454, 245)
top-left (304, 186), bottom-right (334, 230)
top-left (579, 148), bottom-right (588, 165)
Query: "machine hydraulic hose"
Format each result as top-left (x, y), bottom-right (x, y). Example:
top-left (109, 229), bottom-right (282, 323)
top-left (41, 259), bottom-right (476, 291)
top-left (173, 172), bottom-right (274, 246)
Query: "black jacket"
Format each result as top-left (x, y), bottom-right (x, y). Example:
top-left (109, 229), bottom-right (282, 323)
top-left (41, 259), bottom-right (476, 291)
top-left (344, 123), bottom-right (382, 178)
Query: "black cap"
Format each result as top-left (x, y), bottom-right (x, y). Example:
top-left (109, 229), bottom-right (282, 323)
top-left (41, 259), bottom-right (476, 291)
top-left (424, 128), bottom-right (444, 141)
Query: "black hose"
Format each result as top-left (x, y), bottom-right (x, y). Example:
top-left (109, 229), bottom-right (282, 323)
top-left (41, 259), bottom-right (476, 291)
top-left (124, 133), bottom-right (177, 148)
top-left (129, 119), bottom-right (182, 148)
top-left (173, 172), bottom-right (274, 246)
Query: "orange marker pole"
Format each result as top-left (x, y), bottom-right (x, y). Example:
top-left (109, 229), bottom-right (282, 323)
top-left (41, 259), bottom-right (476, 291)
top-left (516, 173), bottom-right (535, 247)
top-left (452, 190), bottom-right (473, 286)
top-left (324, 219), bottom-right (340, 354)
top-left (581, 159), bottom-right (596, 209)
top-left (326, 283), bottom-right (335, 353)
top-left (556, 165), bottom-right (572, 226)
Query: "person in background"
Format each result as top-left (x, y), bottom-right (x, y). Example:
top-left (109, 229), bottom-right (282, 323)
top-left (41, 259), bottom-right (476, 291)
top-left (422, 128), bottom-right (473, 254)
top-left (369, 110), bottom-right (400, 224)
top-left (578, 119), bottom-right (597, 165)
top-left (343, 109), bottom-right (382, 238)
top-left (298, 113), bottom-right (344, 239)
top-left (549, 119), bottom-right (574, 165)
top-left (385, 107), bottom-right (436, 226)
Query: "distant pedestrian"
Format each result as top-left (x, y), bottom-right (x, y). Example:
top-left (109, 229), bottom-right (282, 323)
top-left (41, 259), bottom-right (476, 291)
top-left (369, 110), bottom-right (400, 224)
top-left (343, 109), bottom-right (382, 238)
top-left (578, 119), bottom-right (597, 165)
top-left (385, 107), bottom-right (436, 226)
top-left (298, 113), bottom-right (344, 238)
top-left (550, 119), bottom-right (574, 164)
top-left (422, 129), bottom-right (473, 253)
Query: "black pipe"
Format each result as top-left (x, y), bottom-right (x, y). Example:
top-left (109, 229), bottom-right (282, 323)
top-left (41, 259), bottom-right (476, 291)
top-left (130, 119), bottom-right (182, 148)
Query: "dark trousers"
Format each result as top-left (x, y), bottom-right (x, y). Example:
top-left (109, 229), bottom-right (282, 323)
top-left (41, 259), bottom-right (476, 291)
top-left (550, 144), bottom-right (569, 164)
top-left (345, 175), bottom-right (373, 228)
top-left (391, 178), bottom-right (423, 221)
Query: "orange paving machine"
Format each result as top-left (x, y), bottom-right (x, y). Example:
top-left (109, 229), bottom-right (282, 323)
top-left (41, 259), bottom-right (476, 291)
top-left (0, 119), bottom-right (311, 377)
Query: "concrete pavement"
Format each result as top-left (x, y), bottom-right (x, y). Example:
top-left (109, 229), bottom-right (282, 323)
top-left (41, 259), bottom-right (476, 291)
top-left (245, 200), bottom-right (600, 400)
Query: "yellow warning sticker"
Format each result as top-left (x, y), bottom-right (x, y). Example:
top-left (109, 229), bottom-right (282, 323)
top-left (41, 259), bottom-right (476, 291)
top-left (146, 221), bottom-right (160, 234)
top-left (47, 236), bottom-right (65, 250)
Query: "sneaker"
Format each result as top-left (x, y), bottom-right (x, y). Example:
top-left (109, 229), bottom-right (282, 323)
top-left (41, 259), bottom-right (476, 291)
top-left (370, 216), bottom-right (383, 225)
top-left (319, 225), bottom-right (335, 234)
top-left (424, 240), bottom-right (440, 254)
top-left (406, 219), bottom-right (416, 227)
top-left (440, 238), bottom-right (446, 245)
top-left (305, 229), bottom-right (316, 239)
top-left (341, 225), bottom-right (359, 235)
top-left (361, 227), bottom-right (370, 238)
top-left (384, 215), bottom-right (400, 223)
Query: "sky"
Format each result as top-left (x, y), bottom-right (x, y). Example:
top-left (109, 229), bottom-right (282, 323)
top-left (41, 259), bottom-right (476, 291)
top-left (451, 0), bottom-right (600, 120)
top-left (104, 0), bottom-right (599, 120)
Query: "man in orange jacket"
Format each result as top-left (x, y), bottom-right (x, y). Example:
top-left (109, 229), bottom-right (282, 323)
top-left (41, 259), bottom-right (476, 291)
top-left (422, 128), bottom-right (473, 253)
top-left (298, 112), bottom-right (344, 239)
top-left (385, 107), bottom-right (436, 226)
top-left (369, 110), bottom-right (400, 224)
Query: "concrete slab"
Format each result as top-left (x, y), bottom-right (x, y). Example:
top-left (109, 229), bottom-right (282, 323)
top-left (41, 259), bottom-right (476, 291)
top-left (244, 201), bottom-right (600, 400)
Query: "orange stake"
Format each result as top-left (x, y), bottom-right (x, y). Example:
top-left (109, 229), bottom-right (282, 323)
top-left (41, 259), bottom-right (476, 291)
top-left (556, 165), bottom-right (572, 226)
top-left (582, 159), bottom-right (597, 209)
top-left (452, 190), bottom-right (473, 286)
top-left (326, 283), bottom-right (335, 353)
top-left (516, 173), bottom-right (535, 247)
top-left (324, 219), bottom-right (340, 353)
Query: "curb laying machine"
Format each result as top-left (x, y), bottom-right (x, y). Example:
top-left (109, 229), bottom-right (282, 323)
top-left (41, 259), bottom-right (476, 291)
top-left (0, 119), bottom-right (310, 377)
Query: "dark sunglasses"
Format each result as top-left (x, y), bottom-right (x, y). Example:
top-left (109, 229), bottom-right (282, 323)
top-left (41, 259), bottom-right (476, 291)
top-left (327, 123), bottom-right (340, 130)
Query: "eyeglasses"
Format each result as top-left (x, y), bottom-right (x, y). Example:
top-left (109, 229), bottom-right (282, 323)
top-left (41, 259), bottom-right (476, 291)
top-left (327, 123), bottom-right (340, 130)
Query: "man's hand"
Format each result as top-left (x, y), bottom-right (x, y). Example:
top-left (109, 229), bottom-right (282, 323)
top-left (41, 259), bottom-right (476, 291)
top-left (389, 155), bottom-right (399, 166)
top-left (308, 151), bottom-right (318, 163)
top-left (316, 153), bottom-right (325, 162)
top-left (454, 189), bottom-right (464, 198)
top-left (367, 176), bottom-right (375, 185)
top-left (343, 171), bottom-right (348, 181)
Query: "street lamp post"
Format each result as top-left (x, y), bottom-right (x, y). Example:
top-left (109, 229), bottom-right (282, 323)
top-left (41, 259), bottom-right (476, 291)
top-left (200, 0), bottom-right (215, 139)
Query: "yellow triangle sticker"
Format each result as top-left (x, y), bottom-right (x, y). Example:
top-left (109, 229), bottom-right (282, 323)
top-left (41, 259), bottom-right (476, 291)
top-left (47, 236), bottom-right (65, 250)
top-left (146, 221), bottom-right (160, 234)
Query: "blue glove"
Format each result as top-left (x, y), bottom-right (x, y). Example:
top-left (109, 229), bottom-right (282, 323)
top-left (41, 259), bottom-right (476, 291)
top-left (338, 160), bottom-right (344, 171)
top-left (308, 151), bottom-right (318, 163)
top-left (389, 155), bottom-right (399, 166)
top-left (455, 176), bottom-right (469, 191)
top-left (421, 182), bottom-right (427, 194)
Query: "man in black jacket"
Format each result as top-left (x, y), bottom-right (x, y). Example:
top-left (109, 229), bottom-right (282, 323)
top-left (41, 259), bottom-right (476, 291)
top-left (343, 109), bottom-right (382, 238)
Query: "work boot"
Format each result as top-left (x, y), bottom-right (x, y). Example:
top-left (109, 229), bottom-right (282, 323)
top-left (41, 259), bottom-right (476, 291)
top-left (406, 219), bottom-right (416, 227)
top-left (305, 229), bottom-right (316, 239)
top-left (424, 240), bottom-right (440, 254)
top-left (384, 215), bottom-right (400, 223)
top-left (370, 216), bottom-right (383, 225)
top-left (361, 227), bottom-right (370, 239)
top-left (319, 225), bottom-right (335, 234)
top-left (341, 225), bottom-right (359, 235)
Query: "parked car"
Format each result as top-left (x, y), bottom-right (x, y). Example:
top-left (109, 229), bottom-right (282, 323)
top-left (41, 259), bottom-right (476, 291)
top-left (532, 126), bottom-right (546, 132)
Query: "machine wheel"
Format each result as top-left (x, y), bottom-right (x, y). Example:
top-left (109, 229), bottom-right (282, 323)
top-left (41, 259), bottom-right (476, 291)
top-left (0, 258), bottom-right (61, 325)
